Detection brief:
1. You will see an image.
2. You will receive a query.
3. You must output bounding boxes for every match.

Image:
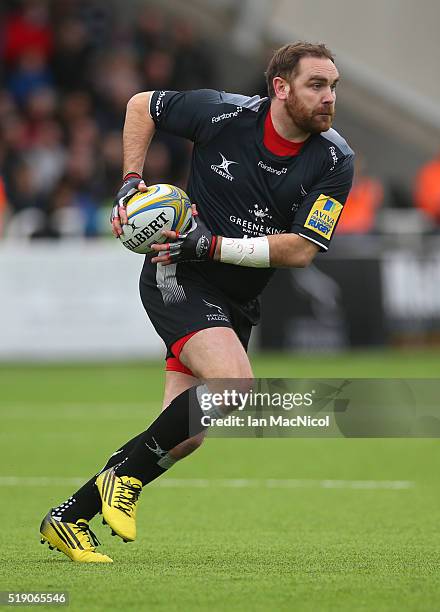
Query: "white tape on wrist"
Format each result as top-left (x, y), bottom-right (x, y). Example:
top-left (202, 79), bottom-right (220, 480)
top-left (219, 236), bottom-right (270, 268)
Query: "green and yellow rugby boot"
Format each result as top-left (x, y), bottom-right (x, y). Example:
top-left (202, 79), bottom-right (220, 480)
top-left (40, 511), bottom-right (113, 563)
top-left (96, 468), bottom-right (142, 542)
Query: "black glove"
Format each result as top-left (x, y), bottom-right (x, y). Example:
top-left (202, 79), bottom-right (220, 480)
top-left (164, 211), bottom-right (217, 263)
top-left (110, 172), bottom-right (142, 223)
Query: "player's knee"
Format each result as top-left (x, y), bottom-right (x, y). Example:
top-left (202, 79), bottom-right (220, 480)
top-left (237, 361), bottom-right (254, 380)
top-left (220, 363), bottom-right (253, 380)
top-left (191, 360), bottom-right (253, 380)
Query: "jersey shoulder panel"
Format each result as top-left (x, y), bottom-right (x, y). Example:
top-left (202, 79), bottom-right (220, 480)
top-left (218, 92), bottom-right (268, 112)
top-left (319, 128), bottom-right (354, 157)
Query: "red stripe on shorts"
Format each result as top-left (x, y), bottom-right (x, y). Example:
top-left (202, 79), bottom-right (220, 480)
top-left (165, 356), bottom-right (194, 376)
top-left (165, 330), bottom-right (201, 377)
top-left (171, 331), bottom-right (199, 359)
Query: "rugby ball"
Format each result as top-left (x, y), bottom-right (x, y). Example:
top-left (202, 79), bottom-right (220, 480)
top-left (119, 184), bottom-right (192, 254)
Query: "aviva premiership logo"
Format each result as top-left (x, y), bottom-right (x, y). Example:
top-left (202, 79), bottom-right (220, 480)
top-left (305, 194), bottom-right (343, 238)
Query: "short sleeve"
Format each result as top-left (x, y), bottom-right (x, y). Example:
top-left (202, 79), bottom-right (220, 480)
top-left (149, 89), bottom-right (265, 145)
top-left (149, 89), bottom-right (223, 144)
top-left (291, 153), bottom-right (355, 251)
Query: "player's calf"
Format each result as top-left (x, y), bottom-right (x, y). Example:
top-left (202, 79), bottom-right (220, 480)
top-left (169, 431), bottom-right (206, 460)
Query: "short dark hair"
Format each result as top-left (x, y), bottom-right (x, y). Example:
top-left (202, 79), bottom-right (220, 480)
top-left (265, 42), bottom-right (335, 98)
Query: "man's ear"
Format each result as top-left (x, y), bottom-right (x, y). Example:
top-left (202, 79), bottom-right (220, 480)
top-left (273, 76), bottom-right (290, 100)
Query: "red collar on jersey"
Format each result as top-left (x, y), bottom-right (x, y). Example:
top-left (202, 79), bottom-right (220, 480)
top-left (263, 108), bottom-right (306, 157)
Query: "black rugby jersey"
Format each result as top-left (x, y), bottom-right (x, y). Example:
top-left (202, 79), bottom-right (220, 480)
top-left (148, 89), bottom-right (354, 304)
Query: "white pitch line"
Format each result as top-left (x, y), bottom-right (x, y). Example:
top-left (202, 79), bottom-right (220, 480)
top-left (0, 402), bottom-right (158, 416)
top-left (0, 477), bottom-right (414, 489)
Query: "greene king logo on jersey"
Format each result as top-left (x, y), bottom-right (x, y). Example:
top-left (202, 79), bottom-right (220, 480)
top-left (211, 153), bottom-right (238, 181)
top-left (229, 213), bottom-right (285, 237)
top-left (249, 204), bottom-right (273, 221)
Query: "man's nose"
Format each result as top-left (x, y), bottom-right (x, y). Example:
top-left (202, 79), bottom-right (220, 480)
top-left (322, 87), bottom-right (335, 104)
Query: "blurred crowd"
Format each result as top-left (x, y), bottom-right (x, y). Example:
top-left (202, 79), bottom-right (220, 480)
top-left (1, 0), bottom-right (440, 241)
top-left (0, 0), bottom-right (216, 238)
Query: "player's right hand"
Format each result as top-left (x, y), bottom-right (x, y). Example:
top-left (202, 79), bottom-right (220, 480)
top-left (111, 173), bottom-right (148, 237)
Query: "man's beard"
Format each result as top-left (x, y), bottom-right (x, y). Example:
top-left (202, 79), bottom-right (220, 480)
top-left (285, 90), bottom-right (334, 135)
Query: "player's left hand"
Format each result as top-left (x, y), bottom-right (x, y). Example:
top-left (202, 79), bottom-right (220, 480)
top-left (151, 204), bottom-right (218, 265)
top-left (111, 173), bottom-right (148, 237)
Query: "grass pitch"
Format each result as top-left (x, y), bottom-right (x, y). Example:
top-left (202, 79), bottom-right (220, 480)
top-left (1, 350), bottom-right (439, 611)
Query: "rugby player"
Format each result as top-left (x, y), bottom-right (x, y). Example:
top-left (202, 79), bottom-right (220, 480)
top-left (40, 42), bottom-right (354, 562)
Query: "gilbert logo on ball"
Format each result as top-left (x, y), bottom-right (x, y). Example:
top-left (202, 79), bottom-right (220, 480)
top-left (119, 184), bottom-right (192, 254)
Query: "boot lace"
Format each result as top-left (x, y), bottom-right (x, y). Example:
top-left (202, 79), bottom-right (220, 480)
top-left (74, 521), bottom-right (101, 548)
top-left (114, 480), bottom-right (141, 517)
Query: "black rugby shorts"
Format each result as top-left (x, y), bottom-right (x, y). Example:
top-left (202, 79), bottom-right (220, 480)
top-left (139, 258), bottom-right (260, 359)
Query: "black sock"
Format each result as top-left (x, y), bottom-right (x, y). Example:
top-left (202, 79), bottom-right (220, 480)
top-left (52, 432), bottom-right (144, 523)
top-left (51, 476), bottom-right (101, 523)
top-left (51, 386), bottom-right (205, 521)
top-left (114, 386), bottom-right (205, 485)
